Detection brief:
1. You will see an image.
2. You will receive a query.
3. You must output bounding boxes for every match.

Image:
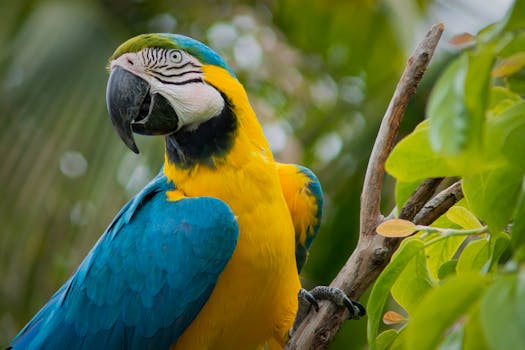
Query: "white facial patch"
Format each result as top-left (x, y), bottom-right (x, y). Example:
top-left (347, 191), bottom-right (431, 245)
top-left (155, 84), bottom-right (224, 130)
top-left (111, 48), bottom-right (225, 130)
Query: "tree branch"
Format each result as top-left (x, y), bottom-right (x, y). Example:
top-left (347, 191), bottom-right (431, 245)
top-left (359, 23), bottom-right (444, 238)
top-left (398, 178), bottom-right (444, 220)
top-left (285, 23), bottom-right (445, 350)
top-left (413, 180), bottom-right (463, 226)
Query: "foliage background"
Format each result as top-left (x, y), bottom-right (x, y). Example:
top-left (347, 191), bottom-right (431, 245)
top-left (0, 0), bottom-right (512, 348)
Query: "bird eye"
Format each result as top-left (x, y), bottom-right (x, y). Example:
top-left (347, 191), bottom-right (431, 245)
top-left (170, 50), bottom-right (183, 63)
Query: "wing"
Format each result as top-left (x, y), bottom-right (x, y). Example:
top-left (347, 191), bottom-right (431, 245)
top-left (9, 172), bottom-right (239, 350)
top-left (277, 163), bottom-right (323, 272)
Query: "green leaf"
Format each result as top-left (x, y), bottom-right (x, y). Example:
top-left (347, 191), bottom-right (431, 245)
top-left (488, 86), bottom-right (522, 114)
top-left (446, 206), bottom-right (482, 229)
top-left (480, 274), bottom-right (525, 350)
top-left (386, 122), bottom-right (452, 181)
top-left (463, 167), bottom-right (522, 232)
top-left (418, 209), bottom-right (464, 280)
top-left (438, 259), bottom-right (458, 280)
top-left (391, 242), bottom-right (434, 313)
top-left (498, 32), bottom-right (525, 58)
top-left (427, 47), bottom-right (494, 155)
top-left (507, 72), bottom-right (525, 95)
top-left (463, 302), bottom-right (490, 350)
top-left (456, 238), bottom-right (490, 275)
top-left (405, 274), bottom-right (487, 350)
top-left (438, 323), bottom-right (463, 350)
top-left (389, 328), bottom-right (408, 350)
top-left (385, 98), bottom-right (525, 182)
top-left (457, 232), bottom-right (510, 275)
top-left (427, 53), bottom-right (470, 155)
top-left (367, 239), bottom-right (424, 349)
top-left (495, 102), bottom-right (525, 169)
top-left (486, 101), bottom-right (525, 170)
top-left (487, 232), bottom-right (510, 271)
top-left (375, 330), bottom-right (398, 350)
top-left (386, 121), bottom-right (504, 182)
top-left (515, 271), bottom-right (525, 334)
top-left (511, 184), bottom-right (525, 249)
top-left (464, 46), bottom-right (495, 145)
top-left (500, 0), bottom-right (525, 33)
top-left (425, 235), bottom-right (466, 280)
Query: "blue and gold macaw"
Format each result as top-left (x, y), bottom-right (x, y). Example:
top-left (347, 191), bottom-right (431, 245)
top-left (8, 34), bottom-right (363, 350)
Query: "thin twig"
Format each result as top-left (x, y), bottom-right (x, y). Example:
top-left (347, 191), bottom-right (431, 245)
top-left (386, 177), bottom-right (444, 220)
top-left (414, 181), bottom-right (463, 225)
top-left (421, 224), bottom-right (486, 247)
top-left (285, 23), bottom-right (445, 350)
top-left (398, 178), bottom-right (444, 220)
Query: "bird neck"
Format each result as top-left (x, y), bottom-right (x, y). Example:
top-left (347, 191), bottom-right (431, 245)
top-left (163, 65), bottom-right (274, 188)
top-left (164, 95), bottom-right (237, 169)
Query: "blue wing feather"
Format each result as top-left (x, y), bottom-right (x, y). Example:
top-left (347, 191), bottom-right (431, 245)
top-left (9, 171), bottom-right (239, 350)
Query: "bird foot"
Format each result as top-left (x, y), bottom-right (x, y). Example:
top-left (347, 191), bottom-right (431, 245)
top-left (291, 286), bottom-right (366, 334)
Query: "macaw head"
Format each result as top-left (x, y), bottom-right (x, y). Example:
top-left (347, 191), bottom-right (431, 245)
top-left (106, 33), bottom-right (256, 167)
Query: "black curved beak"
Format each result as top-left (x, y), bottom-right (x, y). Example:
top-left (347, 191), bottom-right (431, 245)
top-left (106, 66), bottom-right (179, 153)
top-left (106, 67), bottom-right (148, 153)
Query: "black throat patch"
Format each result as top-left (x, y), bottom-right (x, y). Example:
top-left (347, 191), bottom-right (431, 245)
top-left (165, 93), bottom-right (237, 168)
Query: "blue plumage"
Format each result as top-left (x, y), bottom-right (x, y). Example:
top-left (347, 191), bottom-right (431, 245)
top-left (161, 33), bottom-right (236, 77)
top-left (8, 172), bottom-right (239, 350)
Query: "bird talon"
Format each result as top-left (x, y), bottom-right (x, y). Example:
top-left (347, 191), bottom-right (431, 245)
top-left (292, 286), bottom-right (365, 335)
top-left (353, 301), bottom-right (366, 318)
top-left (292, 288), bottom-right (321, 333)
top-left (308, 286), bottom-right (366, 320)
top-left (299, 289), bottom-right (319, 312)
top-left (342, 294), bottom-right (366, 320)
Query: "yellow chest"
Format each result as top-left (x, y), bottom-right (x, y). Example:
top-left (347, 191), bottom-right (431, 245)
top-left (167, 151), bottom-right (300, 350)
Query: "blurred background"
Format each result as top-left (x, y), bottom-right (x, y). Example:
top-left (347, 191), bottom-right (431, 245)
top-left (0, 0), bottom-right (512, 348)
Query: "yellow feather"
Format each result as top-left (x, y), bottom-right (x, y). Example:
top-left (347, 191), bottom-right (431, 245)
top-left (276, 163), bottom-right (320, 248)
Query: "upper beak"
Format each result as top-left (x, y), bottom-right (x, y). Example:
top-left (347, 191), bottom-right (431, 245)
top-left (106, 66), bottom-right (180, 153)
top-left (106, 66), bottom-right (149, 153)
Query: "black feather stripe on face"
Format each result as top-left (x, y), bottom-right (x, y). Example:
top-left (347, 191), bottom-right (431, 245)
top-left (165, 92), bottom-right (237, 169)
top-left (140, 47), bottom-right (204, 86)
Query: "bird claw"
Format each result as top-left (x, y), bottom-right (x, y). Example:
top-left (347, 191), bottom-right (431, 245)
top-left (294, 286), bottom-right (365, 331)
top-left (343, 295), bottom-right (366, 320)
top-left (309, 286), bottom-right (365, 319)
top-left (299, 288), bottom-right (319, 312)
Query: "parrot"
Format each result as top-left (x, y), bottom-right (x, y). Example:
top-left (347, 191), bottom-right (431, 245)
top-left (7, 33), bottom-right (364, 350)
